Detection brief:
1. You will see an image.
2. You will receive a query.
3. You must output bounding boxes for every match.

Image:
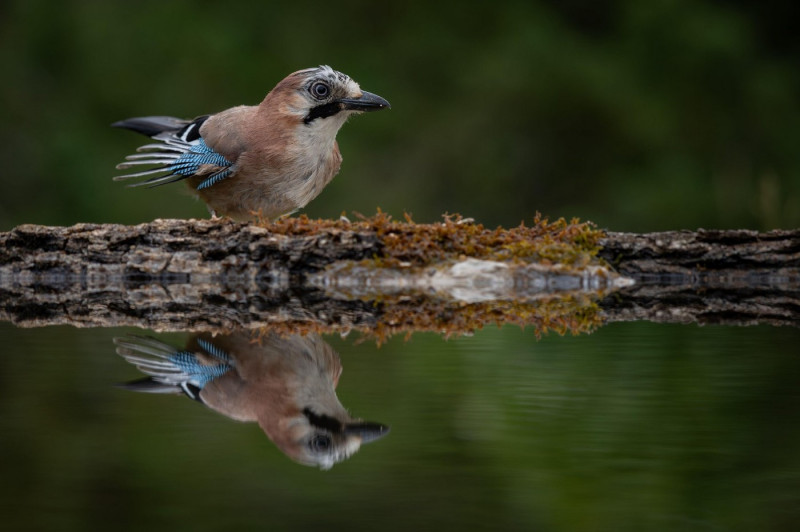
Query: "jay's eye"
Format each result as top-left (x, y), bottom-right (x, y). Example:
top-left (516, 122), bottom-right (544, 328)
top-left (310, 82), bottom-right (330, 99)
top-left (310, 434), bottom-right (331, 452)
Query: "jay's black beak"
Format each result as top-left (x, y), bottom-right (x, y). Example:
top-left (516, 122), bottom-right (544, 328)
top-left (343, 421), bottom-right (391, 443)
top-left (338, 91), bottom-right (391, 112)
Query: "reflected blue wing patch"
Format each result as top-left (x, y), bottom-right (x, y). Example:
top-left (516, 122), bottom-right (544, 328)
top-left (169, 350), bottom-right (232, 388)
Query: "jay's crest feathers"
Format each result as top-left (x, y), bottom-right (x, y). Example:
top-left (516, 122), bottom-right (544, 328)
top-left (114, 332), bottom-right (389, 469)
top-left (113, 66), bottom-right (390, 220)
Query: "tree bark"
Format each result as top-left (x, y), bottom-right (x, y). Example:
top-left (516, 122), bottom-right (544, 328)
top-left (597, 229), bottom-right (800, 327)
top-left (1, 220), bottom-right (798, 333)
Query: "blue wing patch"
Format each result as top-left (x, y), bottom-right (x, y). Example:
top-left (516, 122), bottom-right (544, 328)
top-left (169, 138), bottom-right (234, 190)
top-left (114, 116), bottom-right (235, 190)
top-left (169, 348), bottom-right (232, 388)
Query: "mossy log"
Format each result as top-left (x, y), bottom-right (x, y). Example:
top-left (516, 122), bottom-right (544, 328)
top-left (1, 218), bottom-right (798, 335)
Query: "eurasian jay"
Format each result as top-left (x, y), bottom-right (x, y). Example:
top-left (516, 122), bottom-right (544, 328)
top-left (113, 66), bottom-right (390, 220)
top-left (114, 332), bottom-right (389, 469)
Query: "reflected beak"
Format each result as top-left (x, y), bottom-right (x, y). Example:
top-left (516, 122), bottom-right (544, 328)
top-left (343, 421), bottom-right (391, 443)
top-left (338, 91), bottom-right (391, 112)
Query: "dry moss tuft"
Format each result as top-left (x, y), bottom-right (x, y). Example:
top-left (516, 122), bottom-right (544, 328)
top-left (260, 211), bottom-right (605, 268)
top-left (253, 295), bottom-right (602, 345)
top-left (253, 211), bottom-right (607, 342)
top-left (372, 295), bottom-right (602, 342)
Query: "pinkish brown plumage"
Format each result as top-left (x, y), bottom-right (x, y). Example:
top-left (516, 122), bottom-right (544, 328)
top-left (114, 331), bottom-right (389, 469)
top-left (113, 66), bottom-right (390, 221)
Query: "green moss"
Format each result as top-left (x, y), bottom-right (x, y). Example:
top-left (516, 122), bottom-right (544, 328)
top-left (255, 295), bottom-right (602, 345)
top-left (373, 295), bottom-right (603, 342)
top-left (261, 211), bottom-right (605, 269)
top-left (257, 212), bottom-right (607, 342)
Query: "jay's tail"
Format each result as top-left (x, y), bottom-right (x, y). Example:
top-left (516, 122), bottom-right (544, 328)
top-left (112, 115), bottom-right (233, 189)
top-left (114, 335), bottom-right (233, 401)
top-left (111, 116), bottom-right (190, 137)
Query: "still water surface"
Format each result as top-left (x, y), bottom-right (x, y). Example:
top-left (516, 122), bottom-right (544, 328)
top-left (1, 321), bottom-right (798, 531)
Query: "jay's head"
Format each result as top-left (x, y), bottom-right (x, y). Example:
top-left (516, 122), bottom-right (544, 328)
top-left (267, 65), bottom-right (390, 128)
top-left (279, 407), bottom-right (390, 470)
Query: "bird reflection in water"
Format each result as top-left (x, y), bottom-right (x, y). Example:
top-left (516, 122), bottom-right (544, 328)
top-left (114, 332), bottom-right (389, 469)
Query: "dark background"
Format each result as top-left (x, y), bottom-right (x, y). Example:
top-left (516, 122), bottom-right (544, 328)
top-left (2, 3), bottom-right (800, 530)
top-left (2, 0), bottom-right (799, 232)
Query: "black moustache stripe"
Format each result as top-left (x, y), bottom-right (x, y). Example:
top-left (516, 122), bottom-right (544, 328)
top-left (304, 102), bottom-right (343, 124)
top-left (303, 407), bottom-right (343, 432)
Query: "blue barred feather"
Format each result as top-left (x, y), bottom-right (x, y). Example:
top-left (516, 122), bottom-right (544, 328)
top-left (114, 335), bottom-right (236, 401)
top-left (169, 349), bottom-right (232, 388)
top-left (197, 170), bottom-right (233, 190)
top-left (196, 339), bottom-right (233, 364)
top-left (168, 138), bottom-right (234, 189)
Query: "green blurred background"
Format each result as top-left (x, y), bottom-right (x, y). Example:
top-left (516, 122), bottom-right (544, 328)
top-left (2, 0), bottom-right (799, 232)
